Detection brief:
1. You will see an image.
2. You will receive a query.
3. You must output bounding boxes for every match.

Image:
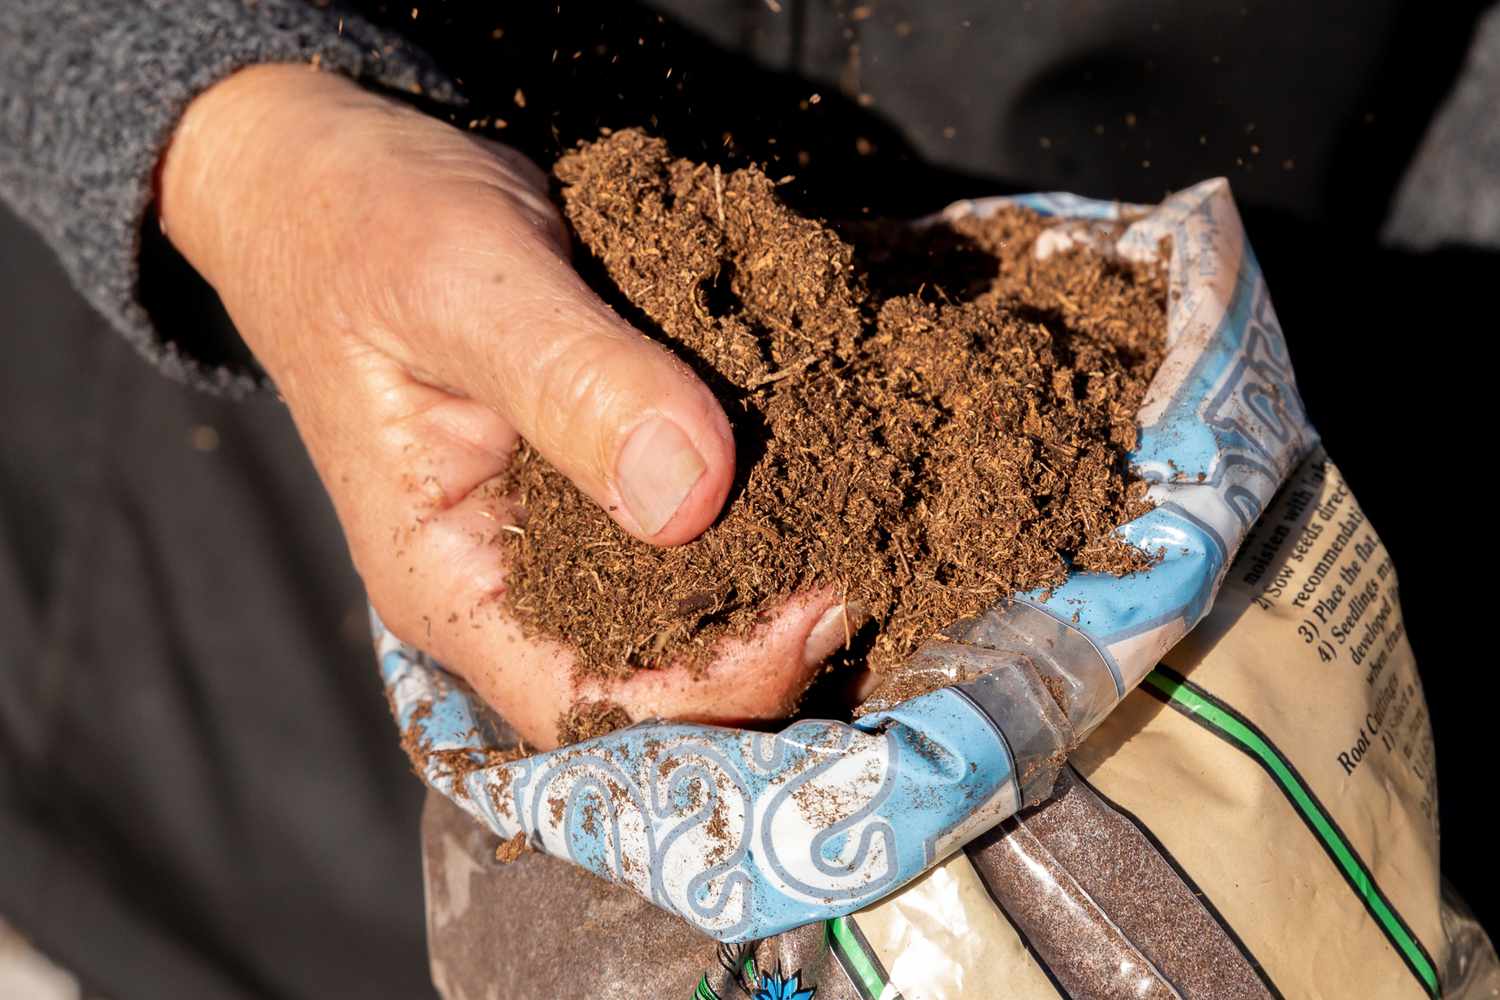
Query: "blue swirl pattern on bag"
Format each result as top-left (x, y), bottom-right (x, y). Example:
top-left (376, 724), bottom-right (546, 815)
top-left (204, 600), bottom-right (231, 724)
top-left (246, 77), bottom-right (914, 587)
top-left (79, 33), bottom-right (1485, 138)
top-left (379, 639), bottom-right (1016, 941)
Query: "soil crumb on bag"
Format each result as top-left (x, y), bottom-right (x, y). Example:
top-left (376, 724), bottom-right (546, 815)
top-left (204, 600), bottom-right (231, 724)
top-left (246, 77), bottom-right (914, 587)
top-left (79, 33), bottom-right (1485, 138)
top-left (555, 700), bottom-right (634, 745)
top-left (493, 831), bottom-right (531, 865)
top-left (400, 700), bottom-right (530, 793)
top-left (495, 129), bottom-right (1167, 685)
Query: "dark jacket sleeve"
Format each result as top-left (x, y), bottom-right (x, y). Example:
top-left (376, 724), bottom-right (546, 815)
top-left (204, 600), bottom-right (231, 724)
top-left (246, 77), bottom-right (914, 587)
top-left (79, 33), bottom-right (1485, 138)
top-left (0, 1), bottom-right (455, 396)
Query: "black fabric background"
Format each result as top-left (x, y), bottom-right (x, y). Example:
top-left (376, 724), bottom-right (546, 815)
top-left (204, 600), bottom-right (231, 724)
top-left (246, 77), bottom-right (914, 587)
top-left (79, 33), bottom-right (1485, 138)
top-left (2, 1), bottom-right (1496, 995)
top-left (0, 209), bottom-right (432, 998)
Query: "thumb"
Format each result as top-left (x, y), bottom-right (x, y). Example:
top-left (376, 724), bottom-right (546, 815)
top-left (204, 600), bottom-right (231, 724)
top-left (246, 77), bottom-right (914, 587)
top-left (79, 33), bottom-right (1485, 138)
top-left (159, 65), bottom-right (733, 544)
top-left (390, 165), bottom-right (736, 546)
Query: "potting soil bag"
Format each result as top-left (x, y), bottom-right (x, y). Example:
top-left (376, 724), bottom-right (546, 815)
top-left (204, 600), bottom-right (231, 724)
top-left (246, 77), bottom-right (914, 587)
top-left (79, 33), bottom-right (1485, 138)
top-left (419, 448), bottom-right (1500, 1000)
top-left (381, 178), bottom-right (1375, 943)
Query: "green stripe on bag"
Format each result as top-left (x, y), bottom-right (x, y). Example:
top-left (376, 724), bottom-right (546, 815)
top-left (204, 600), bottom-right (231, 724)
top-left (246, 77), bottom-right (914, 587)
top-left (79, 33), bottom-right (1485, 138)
top-left (1144, 666), bottom-right (1440, 998)
top-left (827, 914), bottom-right (902, 1000)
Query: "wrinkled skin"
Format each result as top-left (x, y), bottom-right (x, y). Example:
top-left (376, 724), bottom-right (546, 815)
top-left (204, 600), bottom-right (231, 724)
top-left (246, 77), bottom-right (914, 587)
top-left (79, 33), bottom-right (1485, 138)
top-left (159, 65), bottom-right (854, 748)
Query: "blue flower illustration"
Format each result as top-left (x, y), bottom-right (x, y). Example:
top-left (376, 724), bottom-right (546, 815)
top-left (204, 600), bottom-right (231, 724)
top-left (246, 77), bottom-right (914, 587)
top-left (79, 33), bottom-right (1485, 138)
top-left (752, 970), bottom-right (816, 1000)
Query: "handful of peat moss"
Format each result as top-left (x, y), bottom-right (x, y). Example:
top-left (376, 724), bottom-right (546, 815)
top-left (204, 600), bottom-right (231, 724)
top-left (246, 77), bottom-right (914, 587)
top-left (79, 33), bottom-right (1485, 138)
top-left (494, 129), bottom-right (1167, 699)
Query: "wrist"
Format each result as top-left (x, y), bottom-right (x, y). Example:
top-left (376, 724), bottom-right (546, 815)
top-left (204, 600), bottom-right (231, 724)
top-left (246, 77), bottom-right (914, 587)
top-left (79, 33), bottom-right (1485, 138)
top-left (157, 63), bottom-right (381, 290)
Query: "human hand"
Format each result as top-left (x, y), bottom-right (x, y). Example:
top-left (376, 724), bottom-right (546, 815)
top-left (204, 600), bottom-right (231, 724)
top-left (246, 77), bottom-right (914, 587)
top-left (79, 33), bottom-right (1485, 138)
top-left (158, 65), bottom-right (852, 748)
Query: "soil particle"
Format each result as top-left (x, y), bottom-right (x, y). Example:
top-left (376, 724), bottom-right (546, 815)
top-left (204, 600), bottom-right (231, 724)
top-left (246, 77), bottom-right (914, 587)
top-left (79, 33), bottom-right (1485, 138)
top-left (399, 700), bottom-right (529, 798)
top-left (1038, 673), bottom-right (1071, 716)
top-left (704, 799), bottom-right (734, 866)
top-left (498, 129), bottom-right (1166, 689)
top-left (556, 699), bottom-right (634, 745)
top-left (398, 702), bottom-right (435, 772)
top-left (493, 831), bottom-right (530, 864)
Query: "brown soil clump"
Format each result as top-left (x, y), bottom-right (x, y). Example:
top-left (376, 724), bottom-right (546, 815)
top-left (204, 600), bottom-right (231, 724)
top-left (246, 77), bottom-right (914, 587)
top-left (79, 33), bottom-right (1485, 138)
top-left (493, 831), bottom-right (531, 865)
top-left (496, 129), bottom-right (1166, 686)
top-left (555, 700), bottom-right (634, 745)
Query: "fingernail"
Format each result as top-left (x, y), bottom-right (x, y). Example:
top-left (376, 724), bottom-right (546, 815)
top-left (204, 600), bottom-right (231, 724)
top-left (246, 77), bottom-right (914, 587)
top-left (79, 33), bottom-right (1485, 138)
top-left (803, 602), bottom-right (870, 667)
top-left (617, 418), bottom-right (707, 536)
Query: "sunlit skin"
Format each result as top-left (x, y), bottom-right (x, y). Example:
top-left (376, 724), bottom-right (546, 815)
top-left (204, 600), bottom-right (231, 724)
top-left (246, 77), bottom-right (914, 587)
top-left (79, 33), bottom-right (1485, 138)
top-left (159, 65), bottom-right (858, 748)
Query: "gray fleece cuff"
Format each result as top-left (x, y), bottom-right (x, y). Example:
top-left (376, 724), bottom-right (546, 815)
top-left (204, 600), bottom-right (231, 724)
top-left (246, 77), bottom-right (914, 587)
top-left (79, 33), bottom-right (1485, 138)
top-left (0, 1), bottom-right (458, 397)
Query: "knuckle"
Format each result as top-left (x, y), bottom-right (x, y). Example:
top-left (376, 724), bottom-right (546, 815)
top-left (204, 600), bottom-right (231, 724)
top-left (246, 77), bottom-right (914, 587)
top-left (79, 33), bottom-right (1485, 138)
top-left (484, 180), bottom-right (569, 251)
top-left (529, 332), bottom-right (642, 468)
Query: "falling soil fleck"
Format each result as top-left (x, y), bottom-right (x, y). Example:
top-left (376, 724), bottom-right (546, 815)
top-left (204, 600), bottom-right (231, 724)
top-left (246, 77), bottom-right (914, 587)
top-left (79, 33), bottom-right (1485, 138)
top-left (496, 129), bottom-right (1166, 691)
